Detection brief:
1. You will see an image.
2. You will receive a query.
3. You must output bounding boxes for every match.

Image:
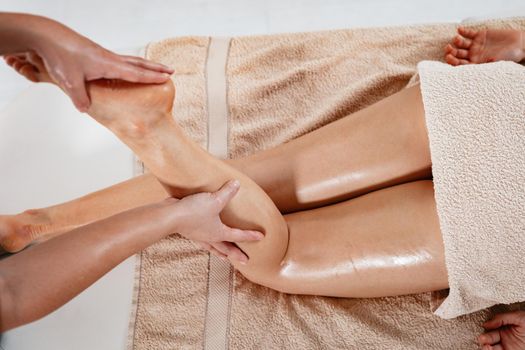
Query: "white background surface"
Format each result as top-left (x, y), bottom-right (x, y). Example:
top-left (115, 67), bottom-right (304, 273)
top-left (0, 1), bottom-right (524, 349)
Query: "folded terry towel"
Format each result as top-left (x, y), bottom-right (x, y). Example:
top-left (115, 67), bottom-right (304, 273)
top-left (418, 60), bottom-right (525, 319)
top-left (128, 18), bottom-right (525, 350)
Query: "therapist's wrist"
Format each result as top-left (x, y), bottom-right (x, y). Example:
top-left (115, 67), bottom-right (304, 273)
top-left (148, 197), bottom-right (184, 237)
top-left (2, 13), bottom-right (82, 59)
top-left (22, 14), bottom-right (72, 57)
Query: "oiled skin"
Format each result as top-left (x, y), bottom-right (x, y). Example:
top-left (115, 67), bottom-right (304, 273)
top-left (0, 57), bottom-right (447, 308)
top-left (8, 71), bottom-right (446, 295)
top-left (0, 198), bottom-right (189, 331)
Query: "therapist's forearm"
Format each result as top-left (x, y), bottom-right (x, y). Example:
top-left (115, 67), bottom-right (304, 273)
top-left (0, 198), bottom-right (180, 332)
top-left (0, 12), bottom-right (69, 55)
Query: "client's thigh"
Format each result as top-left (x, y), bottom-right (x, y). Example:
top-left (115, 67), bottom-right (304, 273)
top-left (278, 180), bottom-right (448, 298)
top-left (233, 85), bottom-right (432, 213)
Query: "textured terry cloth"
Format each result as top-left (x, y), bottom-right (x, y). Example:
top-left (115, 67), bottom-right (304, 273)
top-left (418, 60), bottom-right (525, 319)
top-left (128, 18), bottom-right (525, 350)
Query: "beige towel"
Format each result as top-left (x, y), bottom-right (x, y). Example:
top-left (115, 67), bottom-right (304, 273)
top-left (418, 60), bottom-right (525, 319)
top-left (128, 19), bottom-right (525, 349)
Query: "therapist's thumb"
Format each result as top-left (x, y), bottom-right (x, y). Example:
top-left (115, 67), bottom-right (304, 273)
top-left (212, 180), bottom-right (240, 211)
top-left (55, 72), bottom-right (91, 112)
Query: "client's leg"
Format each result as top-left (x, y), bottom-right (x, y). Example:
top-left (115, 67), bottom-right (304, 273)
top-left (83, 80), bottom-right (288, 282)
top-left (0, 174), bottom-right (167, 252)
top-left (1, 84), bottom-right (430, 253)
top-left (229, 85), bottom-right (431, 212)
top-left (16, 52), bottom-right (432, 214)
top-left (68, 79), bottom-right (437, 291)
top-left (3, 59), bottom-right (446, 296)
top-left (272, 180), bottom-right (448, 297)
top-left (3, 57), bottom-right (432, 260)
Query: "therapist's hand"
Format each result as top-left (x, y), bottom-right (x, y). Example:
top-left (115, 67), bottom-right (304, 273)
top-left (2, 13), bottom-right (173, 112)
top-left (174, 180), bottom-right (264, 264)
top-left (478, 311), bottom-right (525, 350)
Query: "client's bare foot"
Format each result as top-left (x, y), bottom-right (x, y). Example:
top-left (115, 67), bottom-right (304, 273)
top-left (0, 210), bottom-right (58, 253)
top-left (86, 79), bottom-right (175, 137)
top-left (4, 51), bottom-right (175, 136)
top-left (445, 27), bottom-right (525, 65)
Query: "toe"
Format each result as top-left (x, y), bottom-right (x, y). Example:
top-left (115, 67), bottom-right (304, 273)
top-left (445, 53), bottom-right (460, 66)
top-left (454, 35), bottom-right (472, 48)
top-left (444, 44), bottom-right (469, 59)
top-left (458, 26), bottom-right (478, 39)
top-left (455, 48), bottom-right (469, 59)
top-left (444, 44), bottom-right (457, 55)
top-left (478, 331), bottom-right (501, 345)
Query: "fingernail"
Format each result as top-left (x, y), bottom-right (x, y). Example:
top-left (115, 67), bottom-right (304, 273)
top-left (252, 231), bottom-right (264, 240)
top-left (162, 73), bottom-right (170, 79)
top-left (231, 180), bottom-right (240, 188)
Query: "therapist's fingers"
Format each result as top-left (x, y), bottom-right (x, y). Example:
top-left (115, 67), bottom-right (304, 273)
top-left (105, 62), bottom-right (171, 84)
top-left (3, 53), bottom-right (27, 65)
top-left (211, 180), bottom-right (241, 212)
top-left (212, 241), bottom-right (248, 264)
top-left (221, 225), bottom-right (264, 243)
top-left (12, 60), bottom-right (25, 72)
top-left (3, 55), bottom-right (39, 82)
top-left (4, 55), bottom-right (18, 66)
top-left (18, 64), bottom-right (39, 82)
top-left (120, 55), bottom-right (174, 74)
top-left (210, 247), bottom-right (228, 259)
top-left (195, 241), bottom-right (211, 251)
top-left (195, 241), bottom-right (228, 259)
top-left (196, 240), bottom-right (247, 263)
